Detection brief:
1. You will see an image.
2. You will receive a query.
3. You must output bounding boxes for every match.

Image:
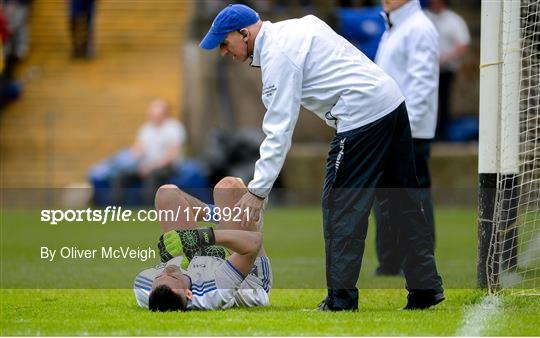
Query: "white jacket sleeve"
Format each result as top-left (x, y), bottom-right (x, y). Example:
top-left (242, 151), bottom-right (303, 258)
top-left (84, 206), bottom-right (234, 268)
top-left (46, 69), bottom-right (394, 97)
top-left (404, 27), bottom-right (439, 134)
top-left (248, 53), bottom-right (303, 198)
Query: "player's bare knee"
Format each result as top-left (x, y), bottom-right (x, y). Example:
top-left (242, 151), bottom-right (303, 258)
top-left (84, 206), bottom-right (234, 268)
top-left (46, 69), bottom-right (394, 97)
top-left (155, 184), bottom-right (180, 208)
top-left (156, 184), bottom-right (179, 194)
top-left (213, 177), bottom-right (246, 204)
top-left (215, 176), bottom-right (244, 190)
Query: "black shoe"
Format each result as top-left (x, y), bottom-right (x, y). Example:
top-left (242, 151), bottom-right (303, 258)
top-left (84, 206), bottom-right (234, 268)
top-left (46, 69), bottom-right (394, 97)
top-left (317, 298), bottom-right (332, 311)
top-left (317, 297), bottom-right (358, 312)
top-left (403, 292), bottom-right (445, 310)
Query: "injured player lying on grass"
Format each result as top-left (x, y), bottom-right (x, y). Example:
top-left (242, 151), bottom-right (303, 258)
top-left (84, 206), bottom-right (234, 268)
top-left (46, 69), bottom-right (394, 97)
top-left (134, 177), bottom-right (272, 311)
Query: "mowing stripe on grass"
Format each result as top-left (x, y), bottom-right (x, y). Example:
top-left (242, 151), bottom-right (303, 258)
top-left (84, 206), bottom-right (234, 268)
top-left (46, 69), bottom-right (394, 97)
top-left (456, 295), bottom-right (501, 336)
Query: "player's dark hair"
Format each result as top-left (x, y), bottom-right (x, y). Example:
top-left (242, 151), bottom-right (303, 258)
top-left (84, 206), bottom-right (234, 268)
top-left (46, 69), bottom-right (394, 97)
top-left (148, 285), bottom-right (187, 312)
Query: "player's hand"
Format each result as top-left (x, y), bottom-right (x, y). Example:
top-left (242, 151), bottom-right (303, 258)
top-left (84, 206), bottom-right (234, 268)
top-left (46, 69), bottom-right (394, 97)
top-left (162, 230), bottom-right (185, 257)
top-left (163, 230), bottom-right (198, 269)
top-left (158, 230), bottom-right (195, 263)
top-left (158, 228), bottom-right (216, 263)
top-left (234, 191), bottom-right (265, 227)
top-left (158, 231), bottom-right (192, 268)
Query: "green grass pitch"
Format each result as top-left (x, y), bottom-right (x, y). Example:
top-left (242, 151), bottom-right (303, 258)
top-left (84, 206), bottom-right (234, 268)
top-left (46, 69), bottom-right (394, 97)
top-left (1, 207), bottom-right (539, 335)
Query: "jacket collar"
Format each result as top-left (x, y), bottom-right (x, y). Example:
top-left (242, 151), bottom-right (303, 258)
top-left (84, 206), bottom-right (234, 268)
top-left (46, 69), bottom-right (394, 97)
top-left (383, 0), bottom-right (421, 29)
top-left (251, 21), bottom-right (270, 68)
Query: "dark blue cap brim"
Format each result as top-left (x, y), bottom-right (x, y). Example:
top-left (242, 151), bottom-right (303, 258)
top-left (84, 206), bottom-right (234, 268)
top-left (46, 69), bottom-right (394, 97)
top-left (199, 31), bottom-right (228, 50)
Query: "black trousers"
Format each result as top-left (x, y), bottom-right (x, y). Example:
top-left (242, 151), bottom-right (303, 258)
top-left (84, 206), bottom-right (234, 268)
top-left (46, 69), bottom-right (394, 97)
top-left (374, 138), bottom-right (435, 274)
top-left (111, 165), bottom-right (175, 206)
top-left (322, 102), bottom-right (443, 310)
top-left (435, 70), bottom-right (455, 140)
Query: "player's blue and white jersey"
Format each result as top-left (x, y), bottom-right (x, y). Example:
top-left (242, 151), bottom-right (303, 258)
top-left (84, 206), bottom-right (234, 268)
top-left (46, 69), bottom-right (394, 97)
top-left (134, 255), bottom-right (272, 310)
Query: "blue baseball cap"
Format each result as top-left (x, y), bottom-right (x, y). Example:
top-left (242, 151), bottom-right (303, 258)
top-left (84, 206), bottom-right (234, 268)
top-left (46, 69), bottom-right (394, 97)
top-left (199, 4), bottom-right (260, 50)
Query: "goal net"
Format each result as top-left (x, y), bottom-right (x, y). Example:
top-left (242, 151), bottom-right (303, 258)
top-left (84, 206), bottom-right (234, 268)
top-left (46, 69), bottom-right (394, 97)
top-left (479, 0), bottom-right (540, 295)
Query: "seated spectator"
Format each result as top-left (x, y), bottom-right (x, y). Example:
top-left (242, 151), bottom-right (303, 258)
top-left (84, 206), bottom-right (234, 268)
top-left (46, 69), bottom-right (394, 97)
top-left (111, 98), bottom-right (186, 205)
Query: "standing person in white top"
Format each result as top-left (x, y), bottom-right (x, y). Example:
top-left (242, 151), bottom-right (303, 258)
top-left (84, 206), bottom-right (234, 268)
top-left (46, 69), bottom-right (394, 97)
top-left (425, 0), bottom-right (471, 140)
top-left (374, 0), bottom-right (439, 277)
top-left (112, 98), bottom-right (187, 205)
top-left (199, 4), bottom-right (443, 311)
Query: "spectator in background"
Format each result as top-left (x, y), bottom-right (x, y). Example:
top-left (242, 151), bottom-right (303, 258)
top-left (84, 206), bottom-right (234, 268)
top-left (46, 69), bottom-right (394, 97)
top-left (374, 0), bottom-right (439, 276)
top-left (0, 4), bottom-right (9, 76)
top-left (425, 0), bottom-right (470, 140)
top-left (0, 1), bottom-right (23, 110)
top-left (69, 0), bottom-right (96, 59)
top-left (3, 0), bottom-right (31, 78)
top-left (111, 99), bottom-right (186, 205)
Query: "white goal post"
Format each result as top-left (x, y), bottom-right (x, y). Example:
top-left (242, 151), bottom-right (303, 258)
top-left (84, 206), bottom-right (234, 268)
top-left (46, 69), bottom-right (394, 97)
top-left (478, 0), bottom-right (540, 294)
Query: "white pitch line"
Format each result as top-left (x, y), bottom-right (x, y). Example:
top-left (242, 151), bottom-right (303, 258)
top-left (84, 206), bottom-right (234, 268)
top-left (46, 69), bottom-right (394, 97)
top-left (455, 295), bottom-right (502, 336)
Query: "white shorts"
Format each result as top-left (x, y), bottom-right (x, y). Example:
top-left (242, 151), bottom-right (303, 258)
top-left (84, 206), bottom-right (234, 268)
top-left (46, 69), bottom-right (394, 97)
top-left (213, 256), bottom-right (272, 308)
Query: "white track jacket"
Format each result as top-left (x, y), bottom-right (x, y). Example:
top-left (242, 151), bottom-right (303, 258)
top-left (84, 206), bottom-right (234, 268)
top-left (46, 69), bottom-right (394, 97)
top-left (375, 0), bottom-right (439, 139)
top-left (248, 15), bottom-right (404, 198)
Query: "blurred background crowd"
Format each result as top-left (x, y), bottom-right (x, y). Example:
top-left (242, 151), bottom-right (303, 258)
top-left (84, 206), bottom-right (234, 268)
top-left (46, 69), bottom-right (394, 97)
top-left (0, 0), bottom-right (480, 207)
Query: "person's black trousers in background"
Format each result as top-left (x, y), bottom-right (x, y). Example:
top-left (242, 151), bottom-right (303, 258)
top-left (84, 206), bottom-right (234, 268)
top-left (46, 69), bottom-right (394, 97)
top-left (374, 138), bottom-right (435, 275)
top-left (435, 70), bottom-right (455, 140)
top-left (322, 102), bottom-right (443, 310)
top-left (111, 165), bottom-right (176, 206)
top-left (69, 0), bottom-right (96, 58)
